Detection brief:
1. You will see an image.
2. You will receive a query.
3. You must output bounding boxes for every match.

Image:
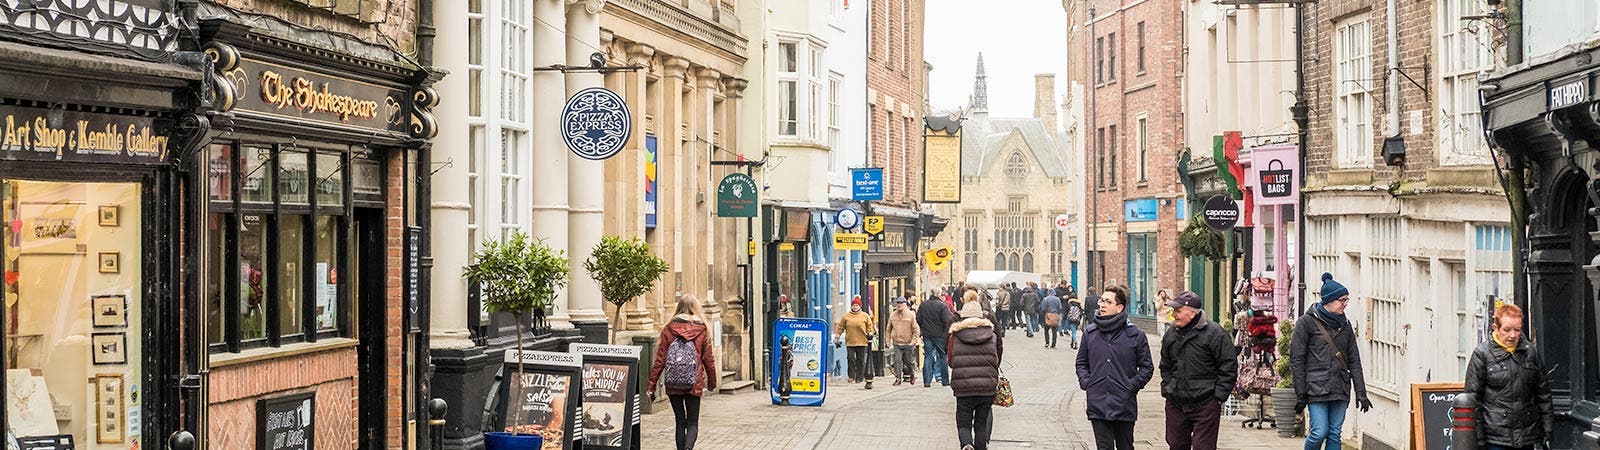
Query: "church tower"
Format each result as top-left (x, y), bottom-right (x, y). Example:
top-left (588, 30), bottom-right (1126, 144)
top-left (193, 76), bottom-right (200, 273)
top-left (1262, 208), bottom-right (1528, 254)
top-left (970, 53), bottom-right (989, 115)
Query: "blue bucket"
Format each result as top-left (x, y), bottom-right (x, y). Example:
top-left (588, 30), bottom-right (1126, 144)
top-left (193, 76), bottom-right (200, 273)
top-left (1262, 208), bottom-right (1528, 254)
top-left (484, 432), bottom-right (544, 450)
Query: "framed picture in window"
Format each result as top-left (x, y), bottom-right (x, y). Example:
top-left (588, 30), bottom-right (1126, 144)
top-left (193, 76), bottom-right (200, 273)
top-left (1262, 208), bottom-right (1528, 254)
top-left (98, 205), bottom-right (119, 227)
top-left (98, 252), bottom-right (120, 274)
top-left (92, 295), bottom-right (127, 328)
top-left (94, 373), bottom-right (125, 443)
top-left (91, 333), bottom-right (127, 365)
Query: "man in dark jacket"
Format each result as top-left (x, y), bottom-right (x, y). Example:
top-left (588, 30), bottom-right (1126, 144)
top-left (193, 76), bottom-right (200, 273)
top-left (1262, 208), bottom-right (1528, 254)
top-left (1076, 285), bottom-right (1152, 450)
top-left (1159, 291), bottom-right (1237, 450)
top-left (1020, 283), bottom-right (1041, 338)
top-left (1291, 273), bottom-right (1372, 450)
top-left (918, 289), bottom-right (956, 387)
top-left (1010, 283), bottom-right (1026, 329)
top-left (949, 301), bottom-right (1003, 450)
top-left (1465, 303), bottom-right (1553, 450)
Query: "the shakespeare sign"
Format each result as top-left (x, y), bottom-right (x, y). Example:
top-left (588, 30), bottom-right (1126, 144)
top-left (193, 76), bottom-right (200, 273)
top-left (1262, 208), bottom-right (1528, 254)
top-left (231, 57), bottom-right (409, 136)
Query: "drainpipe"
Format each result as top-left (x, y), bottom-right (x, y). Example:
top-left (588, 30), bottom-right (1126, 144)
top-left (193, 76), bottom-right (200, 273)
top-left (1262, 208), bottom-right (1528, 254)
top-left (1506, 0), bottom-right (1523, 65)
top-left (1089, 4), bottom-right (1100, 290)
top-left (1292, 1), bottom-right (1308, 318)
top-left (1386, 0), bottom-right (1400, 144)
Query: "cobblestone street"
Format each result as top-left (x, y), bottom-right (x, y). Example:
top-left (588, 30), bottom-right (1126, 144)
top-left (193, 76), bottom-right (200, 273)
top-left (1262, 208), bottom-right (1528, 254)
top-left (640, 331), bottom-right (1294, 449)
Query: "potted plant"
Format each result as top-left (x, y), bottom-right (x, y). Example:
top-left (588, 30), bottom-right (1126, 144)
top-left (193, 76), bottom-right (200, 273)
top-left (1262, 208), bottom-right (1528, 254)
top-left (464, 232), bottom-right (568, 450)
top-left (584, 235), bottom-right (670, 344)
top-left (1272, 319), bottom-right (1300, 438)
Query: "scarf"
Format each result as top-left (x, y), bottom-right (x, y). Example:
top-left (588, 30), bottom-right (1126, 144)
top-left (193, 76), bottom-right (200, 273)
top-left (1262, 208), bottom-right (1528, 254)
top-left (1311, 303), bottom-right (1350, 330)
top-left (1493, 334), bottom-right (1517, 355)
top-left (1093, 310), bottom-right (1129, 334)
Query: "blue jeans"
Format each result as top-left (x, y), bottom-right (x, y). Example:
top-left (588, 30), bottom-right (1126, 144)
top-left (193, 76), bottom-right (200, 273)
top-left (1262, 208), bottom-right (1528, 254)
top-left (1025, 312), bottom-right (1040, 335)
top-left (1064, 322), bottom-right (1080, 343)
top-left (922, 337), bottom-right (949, 384)
top-left (1304, 400), bottom-right (1349, 450)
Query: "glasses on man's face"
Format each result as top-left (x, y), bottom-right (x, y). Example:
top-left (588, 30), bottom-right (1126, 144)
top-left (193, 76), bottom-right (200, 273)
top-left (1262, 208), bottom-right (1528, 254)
top-left (1098, 298), bottom-right (1115, 305)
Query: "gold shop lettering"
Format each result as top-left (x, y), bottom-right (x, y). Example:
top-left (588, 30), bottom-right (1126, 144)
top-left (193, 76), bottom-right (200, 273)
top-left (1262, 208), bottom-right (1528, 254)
top-left (260, 70), bottom-right (380, 122)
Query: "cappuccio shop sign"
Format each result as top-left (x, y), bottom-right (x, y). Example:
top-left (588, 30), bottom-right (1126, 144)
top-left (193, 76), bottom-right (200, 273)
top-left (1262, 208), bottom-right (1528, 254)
top-left (232, 57), bottom-right (410, 136)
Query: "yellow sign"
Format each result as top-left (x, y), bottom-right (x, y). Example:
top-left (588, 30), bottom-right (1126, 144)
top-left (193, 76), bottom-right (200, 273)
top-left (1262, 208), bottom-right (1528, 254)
top-left (864, 216), bottom-right (885, 235)
top-left (779, 242), bottom-right (795, 251)
top-left (791, 379), bottom-right (820, 392)
top-left (834, 233), bottom-right (869, 251)
top-left (923, 130), bottom-right (962, 203)
top-left (924, 246), bottom-right (953, 271)
top-left (748, 240), bottom-right (757, 256)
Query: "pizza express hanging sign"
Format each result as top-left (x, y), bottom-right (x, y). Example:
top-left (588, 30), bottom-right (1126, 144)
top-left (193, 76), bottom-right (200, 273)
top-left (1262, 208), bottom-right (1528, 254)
top-left (233, 58), bottom-right (409, 135)
top-left (0, 104), bottom-right (169, 164)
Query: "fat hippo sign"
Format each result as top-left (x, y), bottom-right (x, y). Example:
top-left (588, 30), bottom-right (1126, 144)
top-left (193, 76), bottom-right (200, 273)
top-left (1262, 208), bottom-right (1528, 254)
top-left (562, 87), bottom-right (632, 160)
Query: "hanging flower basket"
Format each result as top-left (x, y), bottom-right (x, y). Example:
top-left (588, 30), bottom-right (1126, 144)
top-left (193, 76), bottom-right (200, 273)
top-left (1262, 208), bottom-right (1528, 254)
top-left (1179, 214), bottom-right (1226, 261)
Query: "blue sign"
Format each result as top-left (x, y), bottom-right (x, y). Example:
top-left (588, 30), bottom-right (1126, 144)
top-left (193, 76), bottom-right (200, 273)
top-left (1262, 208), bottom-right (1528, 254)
top-left (1124, 198), bottom-right (1159, 222)
top-left (851, 168), bottom-right (884, 201)
top-left (562, 87), bottom-right (633, 160)
top-left (1176, 198), bottom-right (1187, 220)
top-left (771, 318), bottom-right (830, 406)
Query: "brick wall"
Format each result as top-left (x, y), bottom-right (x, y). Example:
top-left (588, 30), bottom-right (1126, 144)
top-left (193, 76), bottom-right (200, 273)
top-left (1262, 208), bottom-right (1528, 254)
top-left (383, 149), bottom-right (406, 450)
top-left (1084, 0), bottom-right (1186, 295)
top-left (867, 0), bottom-right (924, 208)
top-left (208, 347), bottom-right (360, 450)
top-left (207, 0), bottom-right (418, 55)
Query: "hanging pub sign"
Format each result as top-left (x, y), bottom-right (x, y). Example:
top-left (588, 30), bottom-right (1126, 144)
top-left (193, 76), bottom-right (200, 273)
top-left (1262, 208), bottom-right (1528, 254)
top-left (1250, 144), bottom-right (1299, 205)
top-left (770, 318), bottom-right (830, 406)
top-left (496, 350), bottom-right (584, 450)
top-left (922, 127), bottom-right (962, 203)
top-left (1202, 195), bottom-right (1240, 231)
top-left (570, 343), bottom-right (642, 450)
top-left (0, 104), bottom-right (169, 164)
top-left (716, 173), bottom-right (758, 217)
top-left (232, 57), bottom-right (411, 137)
top-left (256, 392), bottom-right (315, 450)
top-left (562, 87), bottom-right (633, 160)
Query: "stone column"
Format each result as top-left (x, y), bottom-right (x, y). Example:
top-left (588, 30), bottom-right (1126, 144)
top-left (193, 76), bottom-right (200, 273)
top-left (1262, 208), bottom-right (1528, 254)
top-left (532, 0), bottom-right (572, 330)
top-left (624, 43), bottom-right (659, 333)
top-left (695, 68), bottom-right (721, 319)
top-left (427, 0), bottom-right (474, 351)
top-left (566, 0), bottom-right (609, 343)
top-left (658, 57), bottom-right (689, 324)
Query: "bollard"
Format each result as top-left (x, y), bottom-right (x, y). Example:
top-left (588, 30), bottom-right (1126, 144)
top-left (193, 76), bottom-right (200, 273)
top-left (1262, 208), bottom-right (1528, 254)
top-left (1584, 414), bottom-right (1600, 449)
top-left (167, 430), bottom-right (195, 450)
top-left (429, 398), bottom-right (448, 450)
top-left (1451, 393), bottom-right (1479, 450)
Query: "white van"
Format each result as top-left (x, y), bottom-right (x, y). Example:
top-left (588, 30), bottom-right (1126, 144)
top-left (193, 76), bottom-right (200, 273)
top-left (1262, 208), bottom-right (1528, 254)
top-left (964, 270), bottom-right (1043, 297)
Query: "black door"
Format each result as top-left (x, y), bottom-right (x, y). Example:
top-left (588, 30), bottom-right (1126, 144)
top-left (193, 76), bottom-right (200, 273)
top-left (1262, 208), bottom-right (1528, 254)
top-left (354, 207), bottom-right (387, 447)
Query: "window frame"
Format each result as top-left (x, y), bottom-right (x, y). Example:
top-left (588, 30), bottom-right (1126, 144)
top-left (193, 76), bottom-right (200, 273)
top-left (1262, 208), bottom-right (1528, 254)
top-left (1137, 21), bottom-right (1147, 74)
top-left (1108, 32), bottom-right (1117, 81)
top-left (1136, 115), bottom-right (1149, 183)
top-left (1334, 15), bottom-right (1374, 168)
top-left (1437, 0), bottom-right (1494, 166)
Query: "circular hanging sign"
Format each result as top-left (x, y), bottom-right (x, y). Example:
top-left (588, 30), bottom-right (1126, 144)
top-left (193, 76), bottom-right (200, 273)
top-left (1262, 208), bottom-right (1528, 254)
top-left (561, 87), bottom-right (632, 160)
top-left (1202, 195), bottom-right (1240, 231)
top-left (836, 209), bottom-right (861, 230)
top-left (1053, 213), bottom-right (1071, 231)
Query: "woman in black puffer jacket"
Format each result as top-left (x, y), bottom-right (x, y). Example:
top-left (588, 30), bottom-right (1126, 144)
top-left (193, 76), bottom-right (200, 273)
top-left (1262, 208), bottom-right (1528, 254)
top-left (949, 298), bottom-right (1004, 450)
top-left (1465, 303), bottom-right (1552, 450)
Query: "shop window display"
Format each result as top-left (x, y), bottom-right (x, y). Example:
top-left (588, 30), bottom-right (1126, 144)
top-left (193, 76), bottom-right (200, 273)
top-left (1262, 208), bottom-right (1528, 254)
top-left (2, 180), bottom-right (144, 448)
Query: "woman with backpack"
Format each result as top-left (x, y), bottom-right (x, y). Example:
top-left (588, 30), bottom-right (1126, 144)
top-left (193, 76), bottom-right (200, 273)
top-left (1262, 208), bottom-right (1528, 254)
top-left (647, 294), bottom-right (719, 450)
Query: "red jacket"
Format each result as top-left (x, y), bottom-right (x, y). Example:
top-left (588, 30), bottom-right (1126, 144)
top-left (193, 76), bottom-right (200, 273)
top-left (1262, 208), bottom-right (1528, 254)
top-left (648, 315), bottom-right (718, 396)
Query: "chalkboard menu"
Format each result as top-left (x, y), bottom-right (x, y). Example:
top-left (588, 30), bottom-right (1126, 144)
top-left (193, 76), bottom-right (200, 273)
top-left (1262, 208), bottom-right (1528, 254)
top-left (257, 392), bottom-right (316, 450)
top-left (496, 350), bottom-right (584, 450)
top-left (1410, 382), bottom-right (1465, 450)
top-left (571, 343), bottom-right (642, 450)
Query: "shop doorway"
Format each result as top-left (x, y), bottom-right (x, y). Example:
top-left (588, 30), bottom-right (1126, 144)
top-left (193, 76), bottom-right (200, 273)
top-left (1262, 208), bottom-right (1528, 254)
top-left (354, 208), bottom-right (388, 446)
top-left (1127, 233), bottom-right (1156, 317)
top-left (2, 178), bottom-right (155, 449)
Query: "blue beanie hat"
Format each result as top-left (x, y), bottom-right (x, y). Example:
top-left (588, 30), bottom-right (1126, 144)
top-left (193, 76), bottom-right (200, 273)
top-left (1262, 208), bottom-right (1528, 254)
top-left (1319, 273), bottom-right (1348, 305)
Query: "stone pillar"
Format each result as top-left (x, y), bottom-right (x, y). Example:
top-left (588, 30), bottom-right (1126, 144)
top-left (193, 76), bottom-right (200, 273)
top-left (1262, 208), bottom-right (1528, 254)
top-left (566, 0), bottom-right (609, 343)
top-left (533, 0), bottom-right (572, 330)
top-left (659, 57), bottom-right (689, 323)
top-left (427, 0), bottom-right (474, 351)
top-left (623, 43), bottom-right (659, 333)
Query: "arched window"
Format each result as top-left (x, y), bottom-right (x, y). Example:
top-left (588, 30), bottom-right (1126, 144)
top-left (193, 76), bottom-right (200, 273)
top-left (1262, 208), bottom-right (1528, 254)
top-left (1022, 253), bottom-right (1035, 273)
top-left (1009, 253), bottom-right (1021, 271)
top-left (1005, 152), bottom-right (1028, 177)
top-left (995, 253), bottom-right (1007, 271)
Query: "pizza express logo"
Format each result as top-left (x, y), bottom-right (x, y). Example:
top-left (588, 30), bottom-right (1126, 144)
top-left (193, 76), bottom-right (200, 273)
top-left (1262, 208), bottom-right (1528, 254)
top-left (563, 87), bottom-right (632, 160)
top-left (260, 70), bottom-right (380, 122)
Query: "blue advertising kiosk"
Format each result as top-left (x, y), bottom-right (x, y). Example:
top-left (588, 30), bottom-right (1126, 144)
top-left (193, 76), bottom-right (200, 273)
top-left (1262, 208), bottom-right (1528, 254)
top-left (771, 318), bottom-right (830, 406)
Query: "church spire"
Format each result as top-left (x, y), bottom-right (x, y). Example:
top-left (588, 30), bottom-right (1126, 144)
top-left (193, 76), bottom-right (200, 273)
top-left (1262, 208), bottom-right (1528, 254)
top-left (971, 53), bottom-right (988, 115)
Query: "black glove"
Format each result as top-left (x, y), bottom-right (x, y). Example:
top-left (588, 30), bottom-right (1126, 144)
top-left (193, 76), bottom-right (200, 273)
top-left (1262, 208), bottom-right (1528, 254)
top-left (1356, 397), bottom-right (1373, 413)
top-left (1295, 400), bottom-right (1306, 414)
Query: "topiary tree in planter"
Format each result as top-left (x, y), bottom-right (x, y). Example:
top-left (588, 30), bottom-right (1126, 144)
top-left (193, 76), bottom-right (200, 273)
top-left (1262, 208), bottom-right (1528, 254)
top-left (1179, 214), bottom-right (1227, 261)
top-left (584, 235), bottom-right (670, 344)
top-left (463, 232), bottom-right (568, 440)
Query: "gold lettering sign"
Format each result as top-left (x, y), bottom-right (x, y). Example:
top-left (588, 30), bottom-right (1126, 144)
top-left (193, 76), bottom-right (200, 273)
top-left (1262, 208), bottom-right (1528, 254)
top-left (0, 105), bottom-right (169, 163)
top-left (260, 70), bottom-right (381, 122)
top-left (923, 131), bottom-right (962, 203)
top-left (883, 231), bottom-right (905, 250)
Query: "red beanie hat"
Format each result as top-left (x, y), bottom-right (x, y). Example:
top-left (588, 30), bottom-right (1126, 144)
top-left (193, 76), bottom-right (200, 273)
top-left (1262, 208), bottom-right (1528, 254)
top-left (851, 297), bottom-right (862, 307)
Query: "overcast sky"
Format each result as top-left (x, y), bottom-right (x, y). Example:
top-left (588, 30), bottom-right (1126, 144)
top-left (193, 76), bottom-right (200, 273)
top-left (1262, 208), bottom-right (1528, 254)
top-left (924, 0), bottom-right (1068, 118)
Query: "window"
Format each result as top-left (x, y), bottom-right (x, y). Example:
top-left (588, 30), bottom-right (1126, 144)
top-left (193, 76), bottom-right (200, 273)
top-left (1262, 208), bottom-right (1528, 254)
top-left (1439, 0), bottom-right (1494, 165)
top-left (810, 48), bottom-right (824, 142)
top-left (1136, 116), bottom-right (1148, 182)
top-left (777, 40), bottom-right (826, 140)
top-left (1107, 33), bottom-right (1117, 81)
top-left (828, 74), bottom-right (843, 151)
top-left (1049, 216), bottom-right (1064, 276)
top-left (1006, 152), bottom-right (1028, 177)
top-left (1464, 224), bottom-right (1513, 371)
top-left (499, 0), bottom-right (528, 123)
top-left (1309, 217), bottom-right (1340, 287)
top-left (1137, 21), bottom-right (1147, 73)
top-left (829, 0), bottom-right (843, 22)
top-left (1108, 125), bottom-right (1118, 188)
top-left (208, 143), bottom-right (357, 352)
top-left (1334, 16), bottom-right (1373, 168)
top-left (467, 0), bottom-right (483, 117)
top-left (1022, 253), bottom-right (1035, 273)
top-left (1368, 217), bottom-right (1404, 390)
top-left (964, 214), bottom-right (980, 272)
top-left (467, 0), bottom-right (533, 278)
top-left (1095, 37), bottom-right (1105, 83)
top-left (778, 41), bottom-right (799, 136)
top-left (1096, 127), bottom-right (1106, 187)
top-left (995, 253), bottom-right (1007, 271)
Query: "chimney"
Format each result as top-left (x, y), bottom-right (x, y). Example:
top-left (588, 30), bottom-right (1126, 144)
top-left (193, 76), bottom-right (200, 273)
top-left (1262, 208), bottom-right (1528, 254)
top-left (1034, 74), bottom-right (1058, 133)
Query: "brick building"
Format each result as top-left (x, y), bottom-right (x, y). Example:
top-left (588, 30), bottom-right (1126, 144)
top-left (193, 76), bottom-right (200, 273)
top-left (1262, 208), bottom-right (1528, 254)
top-left (1299, 1), bottom-right (1510, 448)
top-left (1083, 0), bottom-right (1186, 324)
top-left (860, 0), bottom-right (929, 315)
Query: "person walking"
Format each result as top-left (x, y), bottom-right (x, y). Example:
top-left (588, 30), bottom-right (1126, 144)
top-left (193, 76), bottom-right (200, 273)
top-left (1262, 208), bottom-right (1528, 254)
top-left (949, 300), bottom-right (1004, 450)
top-left (995, 285), bottom-right (1013, 331)
top-left (1077, 285), bottom-right (1153, 450)
top-left (888, 297), bottom-right (921, 386)
top-left (1010, 283), bottom-right (1026, 329)
top-left (1465, 303), bottom-right (1553, 450)
top-left (1020, 283), bottom-right (1041, 338)
top-left (1056, 281), bottom-right (1074, 337)
top-left (1291, 273), bottom-right (1372, 450)
top-left (1065, 294), bottom-right (1086, 349)
top-left (1155, 289), bottom-right (1174, 336)
top-left (919, 288), bottom-right (956, 387)
top-left (835, 296), bottom-right (877, 389)
top-left (647, 295), bottom-right (719, 450)
top-left (1040, 289), bottom-right (1064, 348)
top-left (1159, 291), bottom-right (1238, 450)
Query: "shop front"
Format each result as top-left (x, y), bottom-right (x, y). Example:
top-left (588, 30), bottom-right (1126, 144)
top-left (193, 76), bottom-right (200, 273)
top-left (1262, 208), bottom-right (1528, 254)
top-left (193, 15), bottom-right (436, 450)
top-left (1481, 43), bottom-right (1600, 447)
top-left (862, 213), bottom-right (918, 377)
